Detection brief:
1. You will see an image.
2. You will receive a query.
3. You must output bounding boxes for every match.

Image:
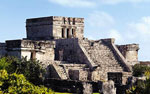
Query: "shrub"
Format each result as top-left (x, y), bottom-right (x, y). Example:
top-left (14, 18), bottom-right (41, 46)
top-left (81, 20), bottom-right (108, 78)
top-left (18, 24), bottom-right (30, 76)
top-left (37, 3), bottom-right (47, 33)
top-left (132, 64), bottom-right (150, 77)
top-left (126, 70), bottom-right (150, 94)
top-left (0, 56), bottom-right (46, 85)
top-left (0, 69), bottom-right (54, 94)
top-left (0, 57), bottom-right (12, 70)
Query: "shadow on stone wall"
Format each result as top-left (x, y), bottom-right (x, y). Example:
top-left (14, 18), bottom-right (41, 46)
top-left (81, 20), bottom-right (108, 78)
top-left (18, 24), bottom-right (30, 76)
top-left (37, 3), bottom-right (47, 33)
top-left (44, 79), bottom-right (102, 94)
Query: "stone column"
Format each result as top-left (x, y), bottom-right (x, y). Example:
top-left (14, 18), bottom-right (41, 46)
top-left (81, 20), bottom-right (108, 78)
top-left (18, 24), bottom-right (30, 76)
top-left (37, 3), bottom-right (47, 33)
top-left (70, 28), bottom-right (73, 38)
top-left (68, 28), bottom-right (72, 38)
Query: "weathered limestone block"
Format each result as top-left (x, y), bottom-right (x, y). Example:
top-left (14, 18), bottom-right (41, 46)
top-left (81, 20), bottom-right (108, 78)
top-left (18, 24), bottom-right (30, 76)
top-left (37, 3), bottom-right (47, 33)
top-left (117, 44), bottom-right (139, 64)
top-left (5, 40), bottom-right (55, 62)
top-left (83, 82), bottom-right (93, 94)
top-left (79, 70), bottom-right (88, 81)
top-left (102, 80), bottom-right (116, 94)
top-left (91, 70), bottom-right (101, 81)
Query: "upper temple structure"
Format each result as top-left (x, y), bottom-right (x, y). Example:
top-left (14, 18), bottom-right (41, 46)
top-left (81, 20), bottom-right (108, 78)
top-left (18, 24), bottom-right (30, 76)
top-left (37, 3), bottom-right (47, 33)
top-left (26, 16), bottom-right (84, 40)
top-left (0, 16), bottom-right (140, 87)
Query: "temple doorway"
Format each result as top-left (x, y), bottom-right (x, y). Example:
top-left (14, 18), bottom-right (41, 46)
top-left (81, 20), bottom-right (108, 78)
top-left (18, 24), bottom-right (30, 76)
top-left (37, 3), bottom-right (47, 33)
top-left (108, 72), bottom-right (122, 85)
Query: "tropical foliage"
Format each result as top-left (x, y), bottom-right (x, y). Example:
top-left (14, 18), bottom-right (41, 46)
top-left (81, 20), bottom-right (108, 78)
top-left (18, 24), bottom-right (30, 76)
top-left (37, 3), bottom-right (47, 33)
top-left (0, 56), bottom-right (46, 85)
top-left (0, 56), bottom-right (55, 94)
top-left (126, 65), bottom-right (150, 94)
top-left (132, 64), bottom-right (150, 77)
top-left (0, 69), bottom-right (54, 94)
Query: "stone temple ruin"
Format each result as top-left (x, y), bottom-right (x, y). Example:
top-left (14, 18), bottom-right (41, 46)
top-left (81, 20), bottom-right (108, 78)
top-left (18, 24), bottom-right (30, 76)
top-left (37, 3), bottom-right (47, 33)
top-left (0, 16), bottom-right (140, 93)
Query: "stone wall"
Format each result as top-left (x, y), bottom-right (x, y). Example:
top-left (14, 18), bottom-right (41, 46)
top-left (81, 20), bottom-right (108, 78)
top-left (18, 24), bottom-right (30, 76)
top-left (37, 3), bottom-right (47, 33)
top-left (117, 44), bottom-right (139, 66)
top-left (26, 17), bottom-right (53, 40)
top-left (46, 60), bottom-right (89, 81)
top-left (54, 38), bottom-right (97, 69)
top-left (54, 38), bottom-right (79, 63)
top-left (26, 16), bottom-right (84, 40)
top-left (0, 43), bottom-right (6, 57)
top-left (60, 64), bottom-right (88, 81)
top-left (5, 40), bottom-right (55, 61)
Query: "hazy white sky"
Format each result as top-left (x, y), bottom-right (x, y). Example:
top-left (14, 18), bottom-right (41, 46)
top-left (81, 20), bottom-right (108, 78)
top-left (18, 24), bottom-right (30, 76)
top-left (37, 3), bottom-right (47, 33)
top-left (1, 0), bottom-right (150, 61)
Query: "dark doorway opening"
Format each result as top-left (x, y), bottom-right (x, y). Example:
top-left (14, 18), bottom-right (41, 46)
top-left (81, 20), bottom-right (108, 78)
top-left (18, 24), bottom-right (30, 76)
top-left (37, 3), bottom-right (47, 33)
top-left (108, 72), bottom-right (122, 85)
top-left (69, 70), bottom-right (79, 80)
top-left (62, 28), bottom-right (65, 38)
top-left (72, 29), bottom-right (76, 38)
top-left (67, 29), bottom-right (70, 38)
top-left (31, 51), bottom-right (36, 60)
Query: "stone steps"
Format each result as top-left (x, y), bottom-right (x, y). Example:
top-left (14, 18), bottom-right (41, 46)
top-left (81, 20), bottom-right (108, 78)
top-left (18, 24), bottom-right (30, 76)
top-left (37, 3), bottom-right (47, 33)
top-left (80, 40), bottom-right (124, 71)
top-left (52, 62), bottom-right (68, 79)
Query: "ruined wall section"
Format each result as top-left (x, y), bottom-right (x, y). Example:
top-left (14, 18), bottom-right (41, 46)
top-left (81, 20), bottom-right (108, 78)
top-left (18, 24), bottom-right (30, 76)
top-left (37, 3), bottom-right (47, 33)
top-left (117, 44), bottom-right (139, 66)
top-left (55, 38), bottom-right (97, 68)
top-left (47, 61), bottom-right (69, 80)
top-left (26, 17), bottom-right (53, 40)
top-left (0, 43), bottom-right (7, 57)
top-left (45, 60), bottom-right (88, 81)
top-left (60, 64), bottom-right (88, 81)
top-left (6, 40), bottom-right (55, 62)
top-left (55, 38), bottom-right (79, 63)
top-left (6, 40), bottom-right (22, 58)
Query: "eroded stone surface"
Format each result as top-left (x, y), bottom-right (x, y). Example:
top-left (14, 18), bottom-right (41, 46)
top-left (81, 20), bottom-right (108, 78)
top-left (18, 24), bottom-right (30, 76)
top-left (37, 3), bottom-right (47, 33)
top-left (102, 80), bottom-right (116, 94)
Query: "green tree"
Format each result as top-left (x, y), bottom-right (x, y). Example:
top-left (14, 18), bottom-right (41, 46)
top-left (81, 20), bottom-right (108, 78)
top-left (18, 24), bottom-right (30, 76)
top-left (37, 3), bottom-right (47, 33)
top-left (0, 70), bottom-right (54, 94)
top-left (132, 64), bottom-right (150, 77)
top-left (126, 70), bottom-right (150, 94)
top-left (0, 56), bottom-right (46, 85)
top-left (0, 57), bottom-right (12, 70)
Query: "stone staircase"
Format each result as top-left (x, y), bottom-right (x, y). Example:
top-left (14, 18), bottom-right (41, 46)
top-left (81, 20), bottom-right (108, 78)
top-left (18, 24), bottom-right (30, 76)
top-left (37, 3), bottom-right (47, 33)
top-left (79, 39), bottom-right (124, 72)
top-left (78, 40), bottom-right (98, 69)
top-left (111, 43), bottom-right (131, 72)
top-left (52, 61), bottom-right (69, 80)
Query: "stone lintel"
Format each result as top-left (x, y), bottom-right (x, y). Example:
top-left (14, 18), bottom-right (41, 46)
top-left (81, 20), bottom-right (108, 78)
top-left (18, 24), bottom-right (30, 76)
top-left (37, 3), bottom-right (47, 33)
top-left (6, 40), bottom-right (55, 49)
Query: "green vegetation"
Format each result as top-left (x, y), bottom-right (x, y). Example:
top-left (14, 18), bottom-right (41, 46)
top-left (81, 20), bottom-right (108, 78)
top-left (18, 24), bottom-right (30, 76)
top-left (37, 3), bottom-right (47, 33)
top-left (0, 56), bottom-right (54, 94)
top-left (0, 70), bottom-right (54, 94)
top-left (126, 64), bottom-right (150, 94)
top-left (0, 56), bottom-right (46, 85)
top-left (133, 64), bottom-right (150, 77)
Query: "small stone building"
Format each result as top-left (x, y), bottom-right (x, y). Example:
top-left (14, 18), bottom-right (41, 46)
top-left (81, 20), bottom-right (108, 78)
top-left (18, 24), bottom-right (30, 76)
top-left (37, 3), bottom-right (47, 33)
top-left (0, 16), bottom-right (140, 85)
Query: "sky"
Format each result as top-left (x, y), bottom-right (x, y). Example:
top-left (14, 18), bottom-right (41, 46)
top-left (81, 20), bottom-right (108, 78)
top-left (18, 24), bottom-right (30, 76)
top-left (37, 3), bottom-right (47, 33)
top-left (0, 0), bottom-right (150, 61)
